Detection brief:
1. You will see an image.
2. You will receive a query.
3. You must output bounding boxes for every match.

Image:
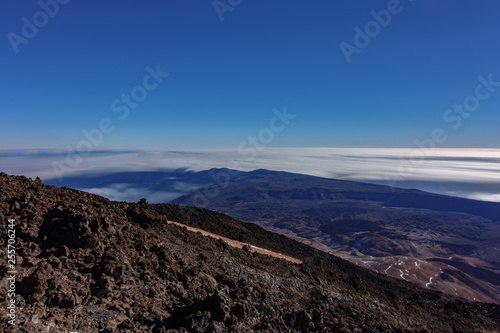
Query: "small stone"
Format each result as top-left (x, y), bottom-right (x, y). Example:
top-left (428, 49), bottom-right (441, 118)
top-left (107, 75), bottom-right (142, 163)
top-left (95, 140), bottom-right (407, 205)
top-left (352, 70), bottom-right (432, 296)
top-left (118, 319), bottom-right (135, 329)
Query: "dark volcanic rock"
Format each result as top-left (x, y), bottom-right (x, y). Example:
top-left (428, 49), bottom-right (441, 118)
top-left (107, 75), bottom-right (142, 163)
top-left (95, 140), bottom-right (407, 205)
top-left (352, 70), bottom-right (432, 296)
top-left (0, 172), bottom-right (500, 332)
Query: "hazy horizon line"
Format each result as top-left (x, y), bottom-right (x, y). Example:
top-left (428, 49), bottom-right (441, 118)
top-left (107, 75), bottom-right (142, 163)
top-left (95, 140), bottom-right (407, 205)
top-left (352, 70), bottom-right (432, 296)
top-left (1, 147), bottom-right (499, 203)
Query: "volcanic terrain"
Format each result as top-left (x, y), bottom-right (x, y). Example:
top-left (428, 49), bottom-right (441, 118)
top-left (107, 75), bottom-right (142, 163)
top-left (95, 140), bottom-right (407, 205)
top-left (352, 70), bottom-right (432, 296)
top-left (2, 172), bottom-right (500, 332)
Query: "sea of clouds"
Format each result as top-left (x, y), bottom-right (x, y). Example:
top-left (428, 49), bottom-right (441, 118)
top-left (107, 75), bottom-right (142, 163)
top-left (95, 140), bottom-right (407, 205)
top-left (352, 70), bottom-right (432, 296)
top-left (1, 148), bottom-right (499, 202)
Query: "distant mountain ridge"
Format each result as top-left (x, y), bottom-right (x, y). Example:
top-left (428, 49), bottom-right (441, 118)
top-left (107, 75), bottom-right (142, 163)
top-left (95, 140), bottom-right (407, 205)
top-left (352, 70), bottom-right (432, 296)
top-left (47, 168), bottom-right (500, 222)
top-left (173, 168), bottom-right (500, 221)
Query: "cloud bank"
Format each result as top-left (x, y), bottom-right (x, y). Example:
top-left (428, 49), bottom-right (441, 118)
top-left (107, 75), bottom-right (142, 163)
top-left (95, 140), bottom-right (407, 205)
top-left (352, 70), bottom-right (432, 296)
top-left (1, 148), bottom-right (500, 202)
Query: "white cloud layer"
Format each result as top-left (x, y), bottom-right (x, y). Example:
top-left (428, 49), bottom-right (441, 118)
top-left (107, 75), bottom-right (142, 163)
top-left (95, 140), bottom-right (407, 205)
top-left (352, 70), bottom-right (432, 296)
top-left (1, 148), bottom-right (500, 202)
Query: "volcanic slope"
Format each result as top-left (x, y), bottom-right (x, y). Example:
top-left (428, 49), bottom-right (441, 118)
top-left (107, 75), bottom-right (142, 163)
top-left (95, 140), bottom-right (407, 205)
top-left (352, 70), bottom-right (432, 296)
top-left (1, 172), bottom-right (499, 332)
top-left (172, 169), bottom-right (500, 304)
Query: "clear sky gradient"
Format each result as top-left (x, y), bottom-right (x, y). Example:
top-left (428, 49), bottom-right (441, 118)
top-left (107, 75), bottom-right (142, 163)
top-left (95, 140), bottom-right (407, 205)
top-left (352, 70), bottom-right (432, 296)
top-left (1, 0), bottom-right (500, 149)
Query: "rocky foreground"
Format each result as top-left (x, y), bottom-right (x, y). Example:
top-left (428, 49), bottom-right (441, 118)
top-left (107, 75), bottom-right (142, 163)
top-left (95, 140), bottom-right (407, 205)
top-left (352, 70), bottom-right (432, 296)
top-left (0, 172), bottom-right (499, 332)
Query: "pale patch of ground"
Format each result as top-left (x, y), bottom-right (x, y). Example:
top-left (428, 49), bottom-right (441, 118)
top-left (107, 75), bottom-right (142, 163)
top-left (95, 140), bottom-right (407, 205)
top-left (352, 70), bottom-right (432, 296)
top-left (166, 220), bottom-right (303, 264)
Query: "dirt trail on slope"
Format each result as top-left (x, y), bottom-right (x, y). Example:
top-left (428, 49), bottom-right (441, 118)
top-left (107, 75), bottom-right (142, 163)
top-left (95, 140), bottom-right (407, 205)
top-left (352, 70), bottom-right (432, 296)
top-left (166, 220), bottom-right (303, 264)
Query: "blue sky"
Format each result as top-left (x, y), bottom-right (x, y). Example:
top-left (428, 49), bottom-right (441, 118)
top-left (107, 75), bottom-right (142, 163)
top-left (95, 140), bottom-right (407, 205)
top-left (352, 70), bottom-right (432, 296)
top-left (1, 0), bottom-right (500, 149)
